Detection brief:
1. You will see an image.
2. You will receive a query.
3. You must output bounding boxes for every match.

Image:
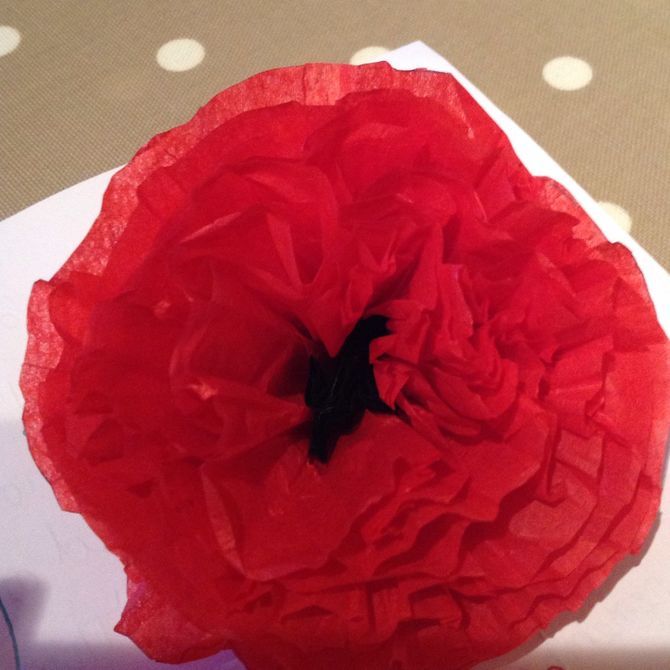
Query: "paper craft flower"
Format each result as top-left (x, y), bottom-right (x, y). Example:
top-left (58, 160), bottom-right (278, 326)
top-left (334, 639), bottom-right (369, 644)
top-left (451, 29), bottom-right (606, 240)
top-left (21, 63), bottom-right (670, 670)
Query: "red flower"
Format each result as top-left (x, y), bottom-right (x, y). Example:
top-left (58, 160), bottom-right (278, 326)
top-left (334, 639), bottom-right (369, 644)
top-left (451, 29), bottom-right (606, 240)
top-left (21, 63), bottom-right (670, 669)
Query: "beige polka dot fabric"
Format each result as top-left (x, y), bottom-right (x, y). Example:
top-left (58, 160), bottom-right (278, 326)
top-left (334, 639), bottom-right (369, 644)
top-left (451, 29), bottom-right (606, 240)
top-left (1, 1), bottom-right (669, 269)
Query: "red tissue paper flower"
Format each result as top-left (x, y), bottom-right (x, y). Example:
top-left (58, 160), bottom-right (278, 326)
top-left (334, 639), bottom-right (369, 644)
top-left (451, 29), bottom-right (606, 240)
top-left (21, 63), bottom-right (670, 670)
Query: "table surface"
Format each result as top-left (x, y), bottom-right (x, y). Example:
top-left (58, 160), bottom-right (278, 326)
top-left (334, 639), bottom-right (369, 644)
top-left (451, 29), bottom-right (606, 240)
top-left (1, 1), bottom-right (670, 270)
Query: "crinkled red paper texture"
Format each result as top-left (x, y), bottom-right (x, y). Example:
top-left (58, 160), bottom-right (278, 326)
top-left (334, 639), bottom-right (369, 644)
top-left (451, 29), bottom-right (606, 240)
top-left (21, 63), bottom-right (670, 670)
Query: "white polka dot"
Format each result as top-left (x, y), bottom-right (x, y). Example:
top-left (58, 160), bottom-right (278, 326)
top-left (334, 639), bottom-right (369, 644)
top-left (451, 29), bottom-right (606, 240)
top-left (0, 25), bottom-right (21, 58)
top-left (349, 46), bottom-right (390, 66)
top-left (599, 201), bottom-right (632, 233)
top-left (156, 38), bottom-right (205, 72)
top-left (542, 56), bottom-right (593, 91)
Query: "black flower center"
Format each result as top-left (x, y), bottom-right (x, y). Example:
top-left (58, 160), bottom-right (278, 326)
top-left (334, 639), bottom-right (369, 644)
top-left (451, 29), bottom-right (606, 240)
top-left (305, 315), bottom-right (394, 463)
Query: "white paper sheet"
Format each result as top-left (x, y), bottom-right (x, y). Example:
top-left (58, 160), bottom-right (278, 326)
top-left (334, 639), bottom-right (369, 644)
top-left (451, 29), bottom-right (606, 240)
top-left (1, 41), bottom-right (668, 670)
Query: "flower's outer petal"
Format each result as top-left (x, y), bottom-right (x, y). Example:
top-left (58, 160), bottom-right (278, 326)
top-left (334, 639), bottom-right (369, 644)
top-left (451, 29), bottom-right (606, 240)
top-left (115, 566), bottom-right (227, 664)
